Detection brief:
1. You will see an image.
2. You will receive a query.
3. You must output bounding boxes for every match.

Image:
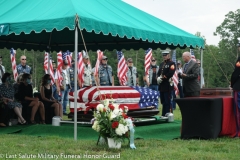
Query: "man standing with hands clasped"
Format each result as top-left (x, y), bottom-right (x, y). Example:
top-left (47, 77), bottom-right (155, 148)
top-left (157, 50), bottom-right (176, 117)
top-left (179, 52), bottom-right (200, 97)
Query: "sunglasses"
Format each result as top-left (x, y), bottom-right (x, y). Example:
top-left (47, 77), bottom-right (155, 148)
top-left (102, 59), bottom-right (108, 60)
top-left (152, 60), bottom-right (156, 62)
top-left (22, 59), bottom-right (26, 60)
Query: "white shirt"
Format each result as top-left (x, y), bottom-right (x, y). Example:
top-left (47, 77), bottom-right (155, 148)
top-left (62, 69), bottom-right (69, 84)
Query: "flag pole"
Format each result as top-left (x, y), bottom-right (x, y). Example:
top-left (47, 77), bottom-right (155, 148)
top-left (200, 49), bottom-right (203, 88)
top-left (74, 14), bottom-right (79, 141)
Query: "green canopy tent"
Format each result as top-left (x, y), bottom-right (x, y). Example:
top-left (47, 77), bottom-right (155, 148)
top-left (0, 0), bottom-right (204, 51)
top-left (0, 0), bottom-right (205, 141)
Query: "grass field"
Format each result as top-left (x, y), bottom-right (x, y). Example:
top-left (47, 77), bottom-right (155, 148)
top-left (0, 106), bottom-right (240, 160)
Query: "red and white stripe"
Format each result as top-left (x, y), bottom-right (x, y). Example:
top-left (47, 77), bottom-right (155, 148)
top-left (57, 51), bottom-right (63, 87)
top-left (117, 54), bottom-right (128, 86)
top-left (145, 49), bottom-right (152, 75)
top-left (77, 52), bottom-right (84, 87)
top-left (10, 50), bottom-right (18, 81)
top-left (67, 52), bottom-right (72, 68)
top-left (94, 50), bottom-right (103, 76)
top-left (173, 70), bottom-right (179, 95)
top-left (43, 52), bottom-right (54, 85)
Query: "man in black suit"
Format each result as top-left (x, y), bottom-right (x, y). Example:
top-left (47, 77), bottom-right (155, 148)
top-left (179, 52), bottom-right (200, 97)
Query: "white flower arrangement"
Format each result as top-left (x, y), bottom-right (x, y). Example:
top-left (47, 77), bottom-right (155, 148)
top-left (92, 99), bottom-right (130, 142)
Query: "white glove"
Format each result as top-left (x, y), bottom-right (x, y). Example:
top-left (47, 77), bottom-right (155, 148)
top-left (157, 77), bottom-right (162, 84)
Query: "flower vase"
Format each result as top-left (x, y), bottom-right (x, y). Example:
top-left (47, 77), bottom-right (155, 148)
top-left (107, 138), bottom-right (121, 149)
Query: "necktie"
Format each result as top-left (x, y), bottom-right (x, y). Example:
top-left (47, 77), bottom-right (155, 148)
top-left (184, 64), bottom-right (188, 73)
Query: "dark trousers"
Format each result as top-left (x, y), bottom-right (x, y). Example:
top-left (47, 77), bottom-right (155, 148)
top-left (184, 91), bottom-right (200, 97)
top-left (178, 83), bottom-right (184, 98)
top-left (171, 90), bottom-right (176, 110)
top-left (0, 103), bottom-right (10, 125)
top-left (160, 91), bottom-right (172, 116)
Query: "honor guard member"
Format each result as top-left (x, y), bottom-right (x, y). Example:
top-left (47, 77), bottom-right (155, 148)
top-left (97, 56), bottom-right (114, 86)
top-left (0, 56), bottom-right (5, 84)
top-left (126, 58), bottom-right (139, 86)
top-left (157, 50), bottom-right (176, 116)
top-left (79, 55), bottom-right (92, 87)
top-left (17, 55), bottom-right (32, 74)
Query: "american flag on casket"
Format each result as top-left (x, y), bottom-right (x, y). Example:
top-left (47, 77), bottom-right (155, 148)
top-left (68, 86), bottom-right (159, 112)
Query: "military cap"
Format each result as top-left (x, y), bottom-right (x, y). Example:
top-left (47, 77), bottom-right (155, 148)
top-left (162, 50), bottom-right (170, 56)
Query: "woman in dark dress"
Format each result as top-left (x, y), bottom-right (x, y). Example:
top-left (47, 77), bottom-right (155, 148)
top-left (230, 56), bottom-right (240, 137)
top-left (18, 73), bottom-right (45, 124)
top-left (40, 74), bottom-right (62, 118)
top-left (0, 73), bottom-right (26, 125)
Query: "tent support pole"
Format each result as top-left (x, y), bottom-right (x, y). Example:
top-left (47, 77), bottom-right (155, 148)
top-left (74, 14), bottom-right (79, 141)
top-left (200, 49), bottom-right (203, 89)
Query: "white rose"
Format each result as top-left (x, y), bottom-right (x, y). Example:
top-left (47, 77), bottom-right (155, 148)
top-left (96, 104), bottom-right (104, 112)
top-left (113, 109), bottom-right (121, 116)
top-left (115, 124), bottom-right (125, 136)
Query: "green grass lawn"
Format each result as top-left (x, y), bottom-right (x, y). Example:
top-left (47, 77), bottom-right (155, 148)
top-left (0, 106), bottom-right (240, 160)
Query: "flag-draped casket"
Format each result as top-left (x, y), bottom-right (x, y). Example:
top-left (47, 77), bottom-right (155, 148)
top-left (68, 86), bottom-right (159, 114)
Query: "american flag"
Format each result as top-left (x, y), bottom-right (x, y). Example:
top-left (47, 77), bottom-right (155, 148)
top-left (190, 49), bottom-right (196, 61)
top-left (62, 50), bottom-right (72, 67)
top-left (77, 52), bottom-right (84, 87)
top-left (172, 50), bottom-right (179, 95)
top-left (145, 48), bottom-right (152, 76)
top-left (68, 86), bottom-right (159, 112)
top-left (94, 50), bottom-right (103, 76)
top-left (10, 48), bottom-right (18, 81)
top-left (43, 52), bottom-right (54, 85)
top-left (57, 51), bottom-right (63, 87)
top-left (117, 51), bottom-right (128, 86)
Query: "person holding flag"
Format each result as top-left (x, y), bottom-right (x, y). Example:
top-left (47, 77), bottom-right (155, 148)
top-left (126, 58), bottom-right (138, 86)
top-left (145, 56), bottom-right (159, 91)
top-left (79, 55), bottom-right (92, 87)
top-left (157, 50), bottom-right (175, 116)
top-left (96, 55), bottom-right (114, 86)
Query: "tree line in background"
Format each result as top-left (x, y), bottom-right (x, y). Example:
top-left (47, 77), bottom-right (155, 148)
top-left (0, 9), bottom-right (239, 90)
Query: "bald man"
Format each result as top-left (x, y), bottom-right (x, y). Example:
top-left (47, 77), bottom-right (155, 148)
top-left (179, 52), bottom-right (200, 97)
top-left (17, 55), bottom-right (32, 74)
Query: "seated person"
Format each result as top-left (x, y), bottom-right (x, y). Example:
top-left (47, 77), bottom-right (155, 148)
top-left (40, 74), bottom-right (62, 118)
top-left (13, 73), bottom-right (23, 96)
top-left (0, 95), bottom-right (8, 127)
top-left (0, 73), bottom-right (26, 125)
top-left (18, 73), bottom-right (45, 124)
